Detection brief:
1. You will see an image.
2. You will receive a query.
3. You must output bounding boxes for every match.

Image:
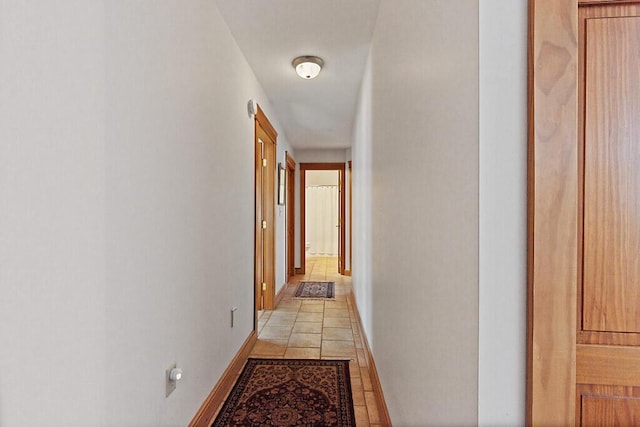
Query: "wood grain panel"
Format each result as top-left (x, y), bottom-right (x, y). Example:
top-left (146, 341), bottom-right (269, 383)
top-left (577, 2), bottom-right (640, 346)
top-left (255, 106), bottom-right (277, 310)
top-left (582, 395), bottom-right (640, 426)
top-left (577, 385), bottom-right (640, 426)
top-left (261, 124), bottom-right (276, 310)
top-left (527, 0), bottom-right (578, 424)
top-left (577, 344), bottom-right (640, 386)
top-left (286, 152), bottom-right (296, 282)
top-left (582, 16), bottom-right (640, 333)
top-left (254, 123), bottom-right (264, 313)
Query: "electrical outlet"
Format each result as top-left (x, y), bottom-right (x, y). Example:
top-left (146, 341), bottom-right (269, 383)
top-left (166, 363), bottom-right (177, 397)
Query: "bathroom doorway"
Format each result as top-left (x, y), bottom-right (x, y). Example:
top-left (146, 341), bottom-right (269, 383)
top-left (299, 163), bottom-right (346, 276)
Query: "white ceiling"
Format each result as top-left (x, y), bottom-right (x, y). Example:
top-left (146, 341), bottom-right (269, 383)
top-left (216, 0), bottom-right (381, 150)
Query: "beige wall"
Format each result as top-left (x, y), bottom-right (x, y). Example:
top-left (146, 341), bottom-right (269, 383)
top-left (0, 2), bottom-right (292, 425)
top-left (353, 0), bottom-right (479, 424)
top-left (353, 0), bottom-right (527, 424)
top-left (478, 0), bottom-right (527, 424)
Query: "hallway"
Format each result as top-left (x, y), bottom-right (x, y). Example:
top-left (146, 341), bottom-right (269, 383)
top-left (248, 256), bottom-right (383, 426)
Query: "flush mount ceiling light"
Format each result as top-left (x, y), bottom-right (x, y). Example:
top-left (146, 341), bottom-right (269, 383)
top-left (292, 56), bottom-right (324, 79)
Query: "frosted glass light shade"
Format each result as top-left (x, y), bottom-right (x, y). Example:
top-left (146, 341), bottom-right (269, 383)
top-left (292, 56), bottom-right (324, 79)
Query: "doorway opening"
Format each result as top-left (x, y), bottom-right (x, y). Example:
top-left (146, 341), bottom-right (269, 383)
top-left (299, 163), bottom-right (346, 276)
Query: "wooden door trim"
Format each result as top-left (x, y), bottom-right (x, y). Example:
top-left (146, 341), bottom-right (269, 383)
top-left (254, 105), bottom-right (277, 316)
top-left (286, 151), bottom-right (296, 282)
top-left (256, 106), bottom-right (277, 141)
top-left (299, 162), bottom-right (346, 275)
top-left (347, 160), bottom-right (352, 276)
top-left (527, 0), bottom-right (579, 424)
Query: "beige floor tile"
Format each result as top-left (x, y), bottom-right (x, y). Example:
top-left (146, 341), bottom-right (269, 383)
top-left (259, 325), bottom-right (293, 340)
top-left (292, 322), bottom-right (323, 334)
top-left (324, 300), bottom-right (348, 309)
top-left (296, 312), bottom-right (324, 322)
top-left (323, 317), bottom-right (351, 328)
top-left (258, 310), bottom-right (272, 320)
top-left (322, 327), bottom-right (354, 341)
top-left (299, 303), bottom-right (325, 313)
top-left (323, 308), bottom-right (350, 319)
top-left (357, 348), bottom-right (368, 367)
top-left (365, 391), bottom-right (380, 424)
top-left (361, 367), bottom-right (372, 391)
top-left (301, 299), bottom-right (325, 305)
top-left (288, 333), bottom-right (321, 348)
top-left (284, 347), bottom-right (321, 359)
top-left (349, 360), bottom-right (361, 377)
top-left (267, 314), bottom-right (297, 326)
top-left (321, 340), bottom-right (357, 358)
top-left (351, 379), bottom-right (366, 406)
top-left (277, 300), bottom-right (301, 309)
top-left (354, 405), bottom-right (370, 427)
top-left (250, 339), bottom-right (288, 357)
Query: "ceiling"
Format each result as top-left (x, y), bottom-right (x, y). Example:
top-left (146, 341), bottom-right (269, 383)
top-left (216, 0), bottom-right (381, 150)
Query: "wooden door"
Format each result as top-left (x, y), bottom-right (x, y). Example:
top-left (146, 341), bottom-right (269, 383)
top-left (286, 152), bottom-right (296, 282)
top-left (576, 3), bottom-right (640, 424)
top-left (254, 107), bottom-right (277, 311)
top-left (337, 169), bottom-right (344, 275)
top-left (528, 1), bottom-right (640, 424)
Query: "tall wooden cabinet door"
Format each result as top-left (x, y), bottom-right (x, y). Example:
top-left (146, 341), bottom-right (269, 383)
top-left (577, 4), bottom-right (640, 425)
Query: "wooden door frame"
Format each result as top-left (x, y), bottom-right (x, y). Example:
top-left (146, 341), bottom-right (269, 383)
top-left (299, 163), bottom-right (346, 275)
top-left (527, 0), bottom-right (638, 423)
top-left (254, 105), bottom-right (277, 319)
top-left (347, 160), bottom-right (352, 276)
top-left (527, 1), bottom-right (578, 423)
top-left (286, 152), bottom-right (296, 282)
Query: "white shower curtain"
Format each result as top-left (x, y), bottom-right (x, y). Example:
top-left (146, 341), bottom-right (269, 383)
top-left (306, 185), bottom-right (338, 256)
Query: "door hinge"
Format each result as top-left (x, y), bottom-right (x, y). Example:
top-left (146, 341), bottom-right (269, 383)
top-left (262, 282), bottom-right (267, 291)
top-left (262, 220), bottom-right (267, 229)
top-left (262, 158), bottom-right (267, 167)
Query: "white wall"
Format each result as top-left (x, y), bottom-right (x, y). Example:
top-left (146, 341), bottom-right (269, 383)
top-left (294, 149), bottom-right (347, 164)
top-left (276, 142), bottom-right (295, 295)
top-left (0, 2), bottom-right (291, 426)
top-left (352, 0), bottom-right (527, 425)
top-left (353, 0), bottom-right (479, 424)
top-left (0, 2), bottom-right (107, 425)
top-left (478, 0), bottom-right (527, 424)
top-left (352, 51), bottom-right (374, 338)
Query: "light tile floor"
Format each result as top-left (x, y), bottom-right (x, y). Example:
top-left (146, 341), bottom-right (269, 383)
top-left (252, 256), bottom-right (383, 426)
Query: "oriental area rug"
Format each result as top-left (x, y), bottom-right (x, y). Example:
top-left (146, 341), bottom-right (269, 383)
top-left (211, 358), bottom-right (355, 427)
top-left (293, 281), bottom-right (335, 299)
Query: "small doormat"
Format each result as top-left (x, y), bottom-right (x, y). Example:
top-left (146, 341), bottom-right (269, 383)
top-left (294, 281), bottom-right (335, 299)
top-left (211, 358), bottom-right (355, 427)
